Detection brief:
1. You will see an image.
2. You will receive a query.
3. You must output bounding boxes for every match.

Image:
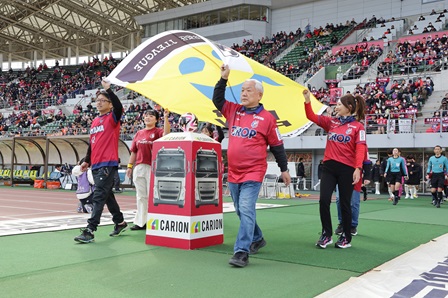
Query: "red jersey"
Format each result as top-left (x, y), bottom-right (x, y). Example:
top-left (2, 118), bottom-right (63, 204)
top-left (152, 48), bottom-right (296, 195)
top-left (222, 101), bottom-right (283, 183)
top-left (305, 102), bottom-right (366, 169)
top-left (130, 127), bottom-right (164, 166)
top-left (89, 111), bottom-right (120, 170)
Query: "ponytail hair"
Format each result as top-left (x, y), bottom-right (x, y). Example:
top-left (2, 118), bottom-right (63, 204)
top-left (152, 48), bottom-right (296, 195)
top-left (354, 95), bottom-right (366, 121)
top-left (339, 93), bottom-right (366, 121)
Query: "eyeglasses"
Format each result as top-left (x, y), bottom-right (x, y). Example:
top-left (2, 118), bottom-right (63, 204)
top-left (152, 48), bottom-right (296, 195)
top-left (96, 99), bottom-right (111, 103)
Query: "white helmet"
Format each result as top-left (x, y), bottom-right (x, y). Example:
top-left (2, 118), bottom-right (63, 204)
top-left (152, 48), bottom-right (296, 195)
top-left (178, 113), bottom-right (198, 132)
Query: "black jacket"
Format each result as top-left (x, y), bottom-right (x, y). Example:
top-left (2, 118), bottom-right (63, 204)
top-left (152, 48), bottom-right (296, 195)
top-left (372, 164), bottom-right (381, 182)
top-left (380, 157), bottom-right (389, 175)
top-left (296, 162), bottom-right (305, 177)
top-left (406, 162), bottom-right (422, 185)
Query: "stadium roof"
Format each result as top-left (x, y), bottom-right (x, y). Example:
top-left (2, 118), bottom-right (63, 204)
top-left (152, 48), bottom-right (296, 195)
top-left (0, 0), bottom-right (208, 63)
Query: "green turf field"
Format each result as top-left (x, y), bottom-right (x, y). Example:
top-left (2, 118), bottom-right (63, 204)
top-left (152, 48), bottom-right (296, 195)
top-left (1, 195), bottom-right (447, 297)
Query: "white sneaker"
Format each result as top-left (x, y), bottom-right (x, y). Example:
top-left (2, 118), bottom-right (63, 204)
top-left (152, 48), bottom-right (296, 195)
top-left (313, 186), bottom-right (317, 191)
top-left (404, 196), bottom-right (409, 199)
top-left (375, 192), bottom-right (380, 195)
top-left (304, 188), bottom-right (308, 190)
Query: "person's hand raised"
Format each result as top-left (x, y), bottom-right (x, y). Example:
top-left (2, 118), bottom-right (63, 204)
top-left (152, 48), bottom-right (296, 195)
top-left (101, 77), bottom-right (111, 90)
top-left (163, 108), bottom-right (170, 118)
top-left (302, 89), bottom-right (311, 103)
top-left (220, 64), bottom-right (230, 80)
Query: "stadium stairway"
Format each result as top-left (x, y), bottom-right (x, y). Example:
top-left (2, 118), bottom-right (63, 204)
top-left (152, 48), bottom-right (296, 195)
top-left (415, 89), bottom-right (446, 133)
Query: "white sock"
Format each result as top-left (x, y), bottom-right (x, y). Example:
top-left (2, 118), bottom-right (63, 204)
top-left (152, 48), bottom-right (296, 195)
top-left (375, 182), bottom-right (380, 193)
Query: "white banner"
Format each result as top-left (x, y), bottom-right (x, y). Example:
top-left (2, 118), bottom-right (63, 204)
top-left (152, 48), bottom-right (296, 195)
top-left (318, 234), bottom-right (448, 297)
top-left (146, 213), bottom-right (223, 240)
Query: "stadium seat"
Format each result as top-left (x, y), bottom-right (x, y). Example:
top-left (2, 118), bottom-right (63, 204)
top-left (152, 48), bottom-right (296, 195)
top-left (29, 170), bottom-right (38, 181)
top-left (13, 170), bottom-right (24, 180)
top-left (1, 169), bottom-right (11, 180)
top-left (21, 170), bottom-right (31, 181)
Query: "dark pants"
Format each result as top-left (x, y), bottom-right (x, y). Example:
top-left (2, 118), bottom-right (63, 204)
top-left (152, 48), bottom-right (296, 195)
top-left (431, 172), bottom-right (445, 189)
top-left (87, 166), bottom-right (124, 231)
top-left (320, 160), bottom-right (354, 243)
top-left (113, 170), bottom-right (120, 190)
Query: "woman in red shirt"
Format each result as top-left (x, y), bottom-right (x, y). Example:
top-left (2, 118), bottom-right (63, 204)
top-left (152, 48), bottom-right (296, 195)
top-left (126, 109), bottom-right (171, 230)
top-left (303, 90), bottom-right (366, 249)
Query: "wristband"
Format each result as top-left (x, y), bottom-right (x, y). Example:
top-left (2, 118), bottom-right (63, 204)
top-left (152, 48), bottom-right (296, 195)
top-left (127, 163), bottom-right (133, 169)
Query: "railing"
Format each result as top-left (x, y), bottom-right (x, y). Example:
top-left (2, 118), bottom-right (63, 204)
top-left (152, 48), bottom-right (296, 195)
top-left (365, 111), bottom-right (417, 135)
top-left (313, 112), bottom-right (419, 137)
top-left (378, 56), bottom-right (444, 79)
top-left (0, 121), bottom-right (143, 139)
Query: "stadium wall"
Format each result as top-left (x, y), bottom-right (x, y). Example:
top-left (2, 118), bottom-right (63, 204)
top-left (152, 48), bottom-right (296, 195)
top-left (271, 0), bottom-right (447, 35)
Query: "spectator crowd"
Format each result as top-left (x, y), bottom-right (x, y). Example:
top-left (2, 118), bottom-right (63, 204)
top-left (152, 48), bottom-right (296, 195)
top-left (1, 11), bottom-right (448, 138)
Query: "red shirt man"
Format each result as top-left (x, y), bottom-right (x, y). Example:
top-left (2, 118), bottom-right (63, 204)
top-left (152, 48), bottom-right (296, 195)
top-left (212, 64), bottom-right (291, 268)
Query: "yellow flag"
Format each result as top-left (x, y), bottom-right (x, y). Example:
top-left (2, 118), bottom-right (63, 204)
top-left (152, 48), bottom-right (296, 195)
top-left (107, 30), bottom-right (325, 137)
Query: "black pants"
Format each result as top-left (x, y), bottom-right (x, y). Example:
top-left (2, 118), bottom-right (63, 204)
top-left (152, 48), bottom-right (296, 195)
top-left (113, 170), bottom-right (121, 190)
top-left (87, 166), bottom-right (124, 231)
top-left (431, 172), bottom-right (445, 189)
top-left (320, 160), bottom-right (354, 243)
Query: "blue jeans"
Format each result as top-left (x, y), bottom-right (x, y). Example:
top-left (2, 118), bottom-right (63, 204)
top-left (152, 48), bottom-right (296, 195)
top-left (335, 186), bottom-right (360, 228)
top-left (228, 181), bottom-right (263, 253)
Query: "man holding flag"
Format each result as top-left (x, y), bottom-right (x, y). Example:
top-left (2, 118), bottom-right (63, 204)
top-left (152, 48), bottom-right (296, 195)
top-left (213, 64), bottom-right (291, 267)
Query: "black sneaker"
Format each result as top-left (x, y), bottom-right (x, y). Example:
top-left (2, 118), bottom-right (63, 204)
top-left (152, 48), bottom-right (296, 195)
top-left (74, 228), bottom-right (94, 243)
top-left (316, 233), bottom-right (333, 249)
top-left (437, 199), bottom-right (441, 208)
top-left (228, 252), bottom-right (249, 267)
top-left (130, 224), bottom-right (146, 231)
top-left (351, 227), bottom-right (358, 236)
top-left (334, 224), bottom-right (343, 235)
top-left (249, 238), bottom-right (266, 254)
top-left (393, 196), bottom-right (399, 205)
top-left (109, 222), bottom-right (128, 237)
top-left (335, 234), bottom-right (351, 249)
